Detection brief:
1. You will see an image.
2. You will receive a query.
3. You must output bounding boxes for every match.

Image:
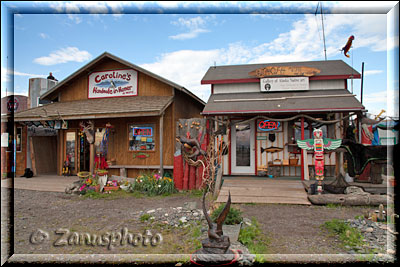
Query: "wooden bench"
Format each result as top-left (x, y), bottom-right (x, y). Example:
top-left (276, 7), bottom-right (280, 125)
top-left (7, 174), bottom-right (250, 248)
top-left (107, 165), bottom-right (174, 177)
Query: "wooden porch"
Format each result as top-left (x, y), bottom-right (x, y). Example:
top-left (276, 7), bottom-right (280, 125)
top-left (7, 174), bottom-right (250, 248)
top-left (216, 176), bottom-right (312, 205)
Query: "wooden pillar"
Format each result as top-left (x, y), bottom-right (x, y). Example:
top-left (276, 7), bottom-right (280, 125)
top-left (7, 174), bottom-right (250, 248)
top-left (89, 144), bottom-right (95, 174)
top-left (159, 112), bottom-right (164, 177)
top-left (89, 121), bottom-right (95, 174)
top-left (301, 116), bottom-right (305, 180)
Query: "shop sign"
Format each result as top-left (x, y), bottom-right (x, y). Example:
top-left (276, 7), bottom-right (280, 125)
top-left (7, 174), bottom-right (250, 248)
top-left (258, 120), bottom-right (281, 132)
top-left (260, 77), bottom-right (309, 92)
top-left (132, 127), bottom-right (153, 137)
top-left (88, 69), bottom-right (138, 99)
top-left (249, 66), bottom-right (320, 78)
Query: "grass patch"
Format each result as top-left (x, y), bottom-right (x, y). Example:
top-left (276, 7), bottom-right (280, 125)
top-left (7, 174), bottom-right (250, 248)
top-left (140, 214), bottom-right (151, 222)
top-left (326, 203), bottom-right (342, 209)
top-left (321, 219), bottom-right (366, 251)
top-left (238, 217), bottom-right (270, 255)
top-left (82, 189), bottom-right (135, 200)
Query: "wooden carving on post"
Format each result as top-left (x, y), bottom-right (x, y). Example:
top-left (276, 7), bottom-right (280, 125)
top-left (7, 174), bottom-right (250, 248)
top-left (297, 129), bottom-right (342, 194)
top-left (79, 121), bottom-right (95, 144)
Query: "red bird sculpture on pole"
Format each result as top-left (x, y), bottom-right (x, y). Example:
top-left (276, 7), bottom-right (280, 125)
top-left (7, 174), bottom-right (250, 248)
top-left (341, 35), bottom-right (354, 58)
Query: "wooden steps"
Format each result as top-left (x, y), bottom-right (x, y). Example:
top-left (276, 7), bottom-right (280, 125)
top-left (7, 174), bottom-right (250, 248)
top-left (216, 178), bottom-right (311, 205)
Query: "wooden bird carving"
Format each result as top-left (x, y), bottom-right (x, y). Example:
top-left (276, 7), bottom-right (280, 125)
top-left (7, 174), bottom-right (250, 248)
top-left (176, 136), bottom-right (206, 159)
top-left (202, 190), bottom-right (231, 241)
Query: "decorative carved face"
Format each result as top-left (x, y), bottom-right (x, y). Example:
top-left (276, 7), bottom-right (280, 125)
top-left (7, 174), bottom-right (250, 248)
top-left (313, 129), bottom-right (323, 139)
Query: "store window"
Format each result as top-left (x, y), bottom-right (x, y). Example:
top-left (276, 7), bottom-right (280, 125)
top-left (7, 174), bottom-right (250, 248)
top-left (128, 124), bottom-right (155, 151)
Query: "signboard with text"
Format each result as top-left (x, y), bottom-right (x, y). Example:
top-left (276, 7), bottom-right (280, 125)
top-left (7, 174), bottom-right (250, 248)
top-left (257, 120), bottom-right (281, 132)
top-left (88, 69), bottom-right (138, 99)
top-left (260, 77), bottom-right (309, 92)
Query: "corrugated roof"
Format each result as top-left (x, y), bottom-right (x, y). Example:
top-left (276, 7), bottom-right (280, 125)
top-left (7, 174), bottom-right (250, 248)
top-left (202, 89), bottom-right (365, 115)
top-left (14, 96), bottom-right (173, 121)
top-left (41, 52), bottom-right (205, 106)
top-left (201, 60), bottom-right (360, 83)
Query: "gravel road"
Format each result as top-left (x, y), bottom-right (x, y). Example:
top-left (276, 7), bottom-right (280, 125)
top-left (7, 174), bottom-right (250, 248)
top-left (2, 188), bottom-right (395, 264)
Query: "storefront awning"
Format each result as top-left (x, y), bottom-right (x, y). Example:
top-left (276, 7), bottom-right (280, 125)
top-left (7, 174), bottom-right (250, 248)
top-left (202, 89), bottom-right (365, 115)
top-left (13, 95), bottom-right (173, 122)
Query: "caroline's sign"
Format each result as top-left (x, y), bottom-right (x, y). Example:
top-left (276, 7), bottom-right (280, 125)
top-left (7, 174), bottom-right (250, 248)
top-left (249, 66), bottom-right (320, 78)
top-left (88, 69), bottom-right (138, 99)
top-left (258, 120), bottom-right (281, 132)
top-left (260, 77), bottom-right (309, 92)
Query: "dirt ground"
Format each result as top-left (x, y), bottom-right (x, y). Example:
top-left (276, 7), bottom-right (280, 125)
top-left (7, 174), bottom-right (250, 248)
top-left (4, 187), bottom-right (376, 260)
top-left (7, 189), bottom-right (374, 254)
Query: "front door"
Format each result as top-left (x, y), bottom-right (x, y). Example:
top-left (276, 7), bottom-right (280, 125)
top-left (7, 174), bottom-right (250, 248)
top-left (231, 121), bottom-right (255, 175)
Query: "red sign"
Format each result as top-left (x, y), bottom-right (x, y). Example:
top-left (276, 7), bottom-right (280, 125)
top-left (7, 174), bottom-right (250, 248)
top-left (133, 127), bottom-right (152, 137)
top-left (258, 120), bottom-right (280, 131)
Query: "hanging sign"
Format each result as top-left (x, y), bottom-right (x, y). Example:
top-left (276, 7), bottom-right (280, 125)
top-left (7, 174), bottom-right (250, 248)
top-left (88, 69), bottom-right (138, 99)
top-left (260, 77), bottom-right (309, 92)
top-left (249, 66), bottom-right (320, 78)
top-left (258, 120), bottom-right (281, 132)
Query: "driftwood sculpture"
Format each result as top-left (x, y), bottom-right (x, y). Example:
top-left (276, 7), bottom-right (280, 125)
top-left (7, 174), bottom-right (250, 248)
top-left (191, 190), bottom-right (238, 264)
top-left (176, 135), bottom-right (207, 160)
top-left (79, 121), bottom-right (95, 144)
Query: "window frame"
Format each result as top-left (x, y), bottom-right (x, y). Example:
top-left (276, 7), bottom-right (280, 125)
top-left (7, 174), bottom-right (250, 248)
top-left (127, 123), bottom-right (156, 152)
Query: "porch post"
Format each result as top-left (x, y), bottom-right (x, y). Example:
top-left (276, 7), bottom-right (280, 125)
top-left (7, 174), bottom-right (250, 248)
top-left (301, 116), bottom-right (305, 180)
top-left (89, 122), bottom-right (95, 174)
top-left (159, 112), bottom-right (164, 177)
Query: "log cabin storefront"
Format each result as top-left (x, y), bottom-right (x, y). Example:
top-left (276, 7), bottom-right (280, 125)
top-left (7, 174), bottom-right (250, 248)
top-left (13, 52), bottom-right (205, 178)
top-left (201, 60), bottom-right (365, 181)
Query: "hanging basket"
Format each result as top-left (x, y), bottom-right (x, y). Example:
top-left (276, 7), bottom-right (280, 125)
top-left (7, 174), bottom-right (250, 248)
top-left (77, 171), bottom-right (91, 180)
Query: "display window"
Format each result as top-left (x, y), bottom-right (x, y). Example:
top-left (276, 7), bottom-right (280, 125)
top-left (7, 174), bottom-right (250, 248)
top-left (128, 124), bottom-right (155, 151)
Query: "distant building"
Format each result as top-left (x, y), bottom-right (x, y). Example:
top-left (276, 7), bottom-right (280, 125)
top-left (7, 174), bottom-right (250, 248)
top-left (1, 95), bottom-right (28, 178)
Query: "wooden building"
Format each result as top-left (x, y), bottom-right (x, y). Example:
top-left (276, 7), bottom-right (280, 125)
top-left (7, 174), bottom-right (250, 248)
top-left (13, 52), bottom-right (205, 178)
top-left (201, 60), bottom-right (365, 180)
top-left (1, 95), bottom-right (28, 178)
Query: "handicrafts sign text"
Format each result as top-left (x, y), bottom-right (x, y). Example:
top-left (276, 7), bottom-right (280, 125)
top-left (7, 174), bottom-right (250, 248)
top-left (88, 69), bottom-right (138, 99)
top-left (260, 77), bottom-right (309, 92)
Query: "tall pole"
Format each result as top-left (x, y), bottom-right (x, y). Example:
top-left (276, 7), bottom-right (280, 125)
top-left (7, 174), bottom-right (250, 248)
top-left (360, 62), bottom-right (365, 104)
top-left (321, 2), bottom-right (327, 60)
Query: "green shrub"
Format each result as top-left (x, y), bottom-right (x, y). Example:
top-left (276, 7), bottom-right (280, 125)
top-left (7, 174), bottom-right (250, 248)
top-left (211, 205), bottom-right (243, 225)
top-left (140, 214), bottom-right (151, 222)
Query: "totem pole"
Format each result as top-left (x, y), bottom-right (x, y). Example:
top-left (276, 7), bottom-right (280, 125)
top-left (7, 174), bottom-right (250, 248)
top-left (297, 129), bottom-right (342, 194)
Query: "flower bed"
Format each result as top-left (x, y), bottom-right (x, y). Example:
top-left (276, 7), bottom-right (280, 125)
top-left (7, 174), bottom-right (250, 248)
top-left (127, 172), bottom-right (177, 196)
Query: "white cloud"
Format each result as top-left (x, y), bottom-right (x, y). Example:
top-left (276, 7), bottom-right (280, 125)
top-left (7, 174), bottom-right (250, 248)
top-left (169, 16), bottom-right (213, 40)
top-left (1, 67), bottom-right (47, 82)
top-left (364, 70), bottom-right (384, 76)
top-left (362, 89), bottom-right (399, 117)
top-left (39, 33), bottom-right (49, 39)
top-left (33, 47), bottom-right (92, 66)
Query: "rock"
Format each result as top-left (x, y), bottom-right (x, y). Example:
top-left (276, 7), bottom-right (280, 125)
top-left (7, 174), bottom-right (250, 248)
top-left (193, 212), bottom-right (199, 217)
top-left (179, 217), bottom-right (187, 223)
top-left (164, 213), bottom-right (169, 217)
top-left (147, 209), bottom-right (155, 214)
top-left (365, 227), bottom-right (374, 233)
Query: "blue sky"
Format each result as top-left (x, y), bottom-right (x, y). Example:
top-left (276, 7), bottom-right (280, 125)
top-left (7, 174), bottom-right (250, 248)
top-left (1, 1), bottom-right (399, 118)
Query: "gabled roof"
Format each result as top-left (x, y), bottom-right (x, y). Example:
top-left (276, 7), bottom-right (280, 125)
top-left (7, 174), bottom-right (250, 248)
top-left (41, 52), bottom-right (205, 105)
top-left (201, 60), bottom-right (361, 84)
